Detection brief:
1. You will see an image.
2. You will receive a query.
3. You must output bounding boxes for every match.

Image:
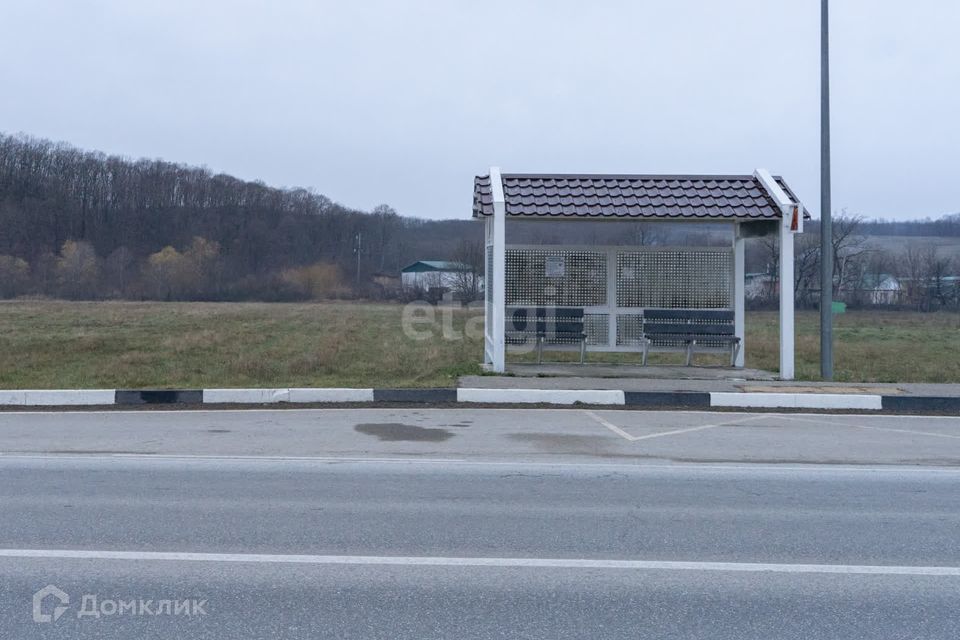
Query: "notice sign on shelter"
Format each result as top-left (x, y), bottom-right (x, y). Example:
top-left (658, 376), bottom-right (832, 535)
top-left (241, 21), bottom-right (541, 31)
top-left (545, 256), bottom-right (565, 278)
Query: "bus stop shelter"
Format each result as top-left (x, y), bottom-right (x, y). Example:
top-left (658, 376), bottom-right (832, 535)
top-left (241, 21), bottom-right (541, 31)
top-left (473, 168), bottom-right (808, 379)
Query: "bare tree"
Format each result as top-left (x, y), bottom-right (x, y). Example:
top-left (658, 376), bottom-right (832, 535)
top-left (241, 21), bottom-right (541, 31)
top-left (831, 213), bottom-right (870, 294)
top-left (793, 233), bottom-right (821, 306)
top-left (370, 204), bottom-right (400, 272)
top-left (865, 249), bottom-right (893, 297)
top-left (104, 246), bottom-right (136, 298)
top-left (758, 232), bottom-right (819, 307)
top-left (57, 240), bottom-right (100, 299)
top-left (450, 240), bottom-right (484, 305)
top-left (758, 235), bottom-right (780, 304)
top-left (898, 243), bottom-right (937, 310)
top-left (927, 251), bottom-right (954, 309)
top-left (0, 255), bottom-right (30, 298)
top-left (762, 214), bottom-right (871, 306)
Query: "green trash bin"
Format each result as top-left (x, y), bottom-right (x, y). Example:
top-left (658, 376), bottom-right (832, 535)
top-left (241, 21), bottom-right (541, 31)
top-left (832, 301), bottom-right (846, 314)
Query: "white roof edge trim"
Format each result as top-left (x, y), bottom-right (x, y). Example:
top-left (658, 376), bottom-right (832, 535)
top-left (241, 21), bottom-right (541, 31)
top-left (489, 166), bottom-right (505, 204)
top-left (753, 168), bottom-right (794, 211)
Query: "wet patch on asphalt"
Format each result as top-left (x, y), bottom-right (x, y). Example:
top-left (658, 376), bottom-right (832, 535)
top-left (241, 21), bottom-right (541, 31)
top-left (355, 423), bottom-right (454, 442)
top-left (507, 432), bottom-right (608, 453)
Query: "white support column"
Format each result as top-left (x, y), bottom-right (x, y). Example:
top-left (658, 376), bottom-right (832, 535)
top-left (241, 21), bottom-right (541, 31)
top-left (606, 247), bottom-right (617, 350)
top-left (733, 225), bottom-right (746, 367)
top-left (779, 219), bottom-right (795, 379)
top-left (483, 216), bottom-right (493, 365)
top-left (490, 166), bottom-right (507, 373)
top-left (755, 168), bottom-right (800, 381)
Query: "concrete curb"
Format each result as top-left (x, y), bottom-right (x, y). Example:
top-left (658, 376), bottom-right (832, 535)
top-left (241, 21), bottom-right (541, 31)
top-left (0, 390), bottom-right (116, 406)
top-left (200, 388), bottom-right (374, 404)
top-left (457, 388), bottom-right (625, 405)
top-left (710, 392), bottom-right (883, 411)
top-left (0, 388), bottom-right (957, 413)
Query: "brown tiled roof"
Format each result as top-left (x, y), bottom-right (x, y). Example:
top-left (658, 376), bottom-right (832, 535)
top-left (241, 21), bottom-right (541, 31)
top-left (472, 173), bottom-right (808, 220)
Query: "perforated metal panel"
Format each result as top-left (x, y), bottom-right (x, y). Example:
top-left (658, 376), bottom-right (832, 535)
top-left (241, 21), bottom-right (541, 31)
top-left (485, 246), bottom-right (493, 331)
top-left (497, 245), bottom-right (735, 355)
top-left (617, 250), bottom-right (731, 309)
top-left (583, 314), bottom-right (609, 346)
top-left (616, 314), bottom-right (645, 346)
top-left (505, 249), bottom-right (607, 306)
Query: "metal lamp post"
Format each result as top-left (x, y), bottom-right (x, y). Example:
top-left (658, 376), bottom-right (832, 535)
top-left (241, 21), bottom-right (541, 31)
top-left (820, 0), bottom-right (834, 379)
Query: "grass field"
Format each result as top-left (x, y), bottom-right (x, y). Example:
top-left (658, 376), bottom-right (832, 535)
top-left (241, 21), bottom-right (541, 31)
top-left (1, 301), bottom-right (959, 388)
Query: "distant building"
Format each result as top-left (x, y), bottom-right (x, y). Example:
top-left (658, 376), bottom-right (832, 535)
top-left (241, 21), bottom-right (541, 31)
top-left (858, 273), bottom-right (901, 305)
top-left (400, 260), bottom-right (483, 303)
top-left (745, 272), bottom-right (777, 300)
top-left (400, 261), bottom-right (474, 291)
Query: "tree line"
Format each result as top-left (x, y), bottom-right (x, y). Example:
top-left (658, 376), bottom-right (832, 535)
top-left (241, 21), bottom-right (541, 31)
top-left (748, 215), bottom-right (960, 311)
top-left (0, 132), bottom-right (480, 300)
top-left (1, 132), bottom-right (957, 307)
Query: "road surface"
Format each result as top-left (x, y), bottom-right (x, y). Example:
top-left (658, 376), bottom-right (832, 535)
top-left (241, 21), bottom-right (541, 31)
top-left (1, 408), bottom-right (959, 638)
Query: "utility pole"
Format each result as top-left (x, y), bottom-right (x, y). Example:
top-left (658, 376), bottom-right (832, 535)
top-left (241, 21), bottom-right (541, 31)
top-left (820, 0), bottom-right (834, 379)
top-left (354, 232), bottom-right (362, 289)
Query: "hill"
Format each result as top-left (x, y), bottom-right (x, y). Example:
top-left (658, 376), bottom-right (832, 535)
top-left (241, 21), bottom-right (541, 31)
top-left (0, 132), bottom-right (480, 300)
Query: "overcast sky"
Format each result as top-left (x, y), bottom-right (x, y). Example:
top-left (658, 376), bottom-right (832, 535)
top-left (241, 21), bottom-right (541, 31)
top-left (1, 0), bottom-right (957, 220)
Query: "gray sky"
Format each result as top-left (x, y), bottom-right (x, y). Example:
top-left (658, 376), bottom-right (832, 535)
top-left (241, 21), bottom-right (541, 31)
top-left (2, 0), bottom-right (957, 220)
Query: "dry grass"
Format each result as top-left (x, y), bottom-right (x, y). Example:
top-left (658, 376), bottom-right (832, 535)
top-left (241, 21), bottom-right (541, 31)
top-left (1, 301), bottom-right (958, 388)
top-left (0, 301), bottom-right (483, 389)
top-left (748, 309), bottom-right (960, 383)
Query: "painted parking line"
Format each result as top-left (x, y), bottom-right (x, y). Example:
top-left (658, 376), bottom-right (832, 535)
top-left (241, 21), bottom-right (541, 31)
top-left (776, 414), bottom-right (960, 440)
top-left (584, 411), bottom-right (771, 442)
top-left (625, 414), bottom-right (774, 441)
top-left (582, 410), bottom-right (640, 441)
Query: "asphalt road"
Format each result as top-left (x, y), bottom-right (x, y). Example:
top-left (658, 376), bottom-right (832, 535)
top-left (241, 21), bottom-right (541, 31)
top-left (2, 407), bottom-right (960, 465)
top-left (1, 408), bottom-right (959, 638)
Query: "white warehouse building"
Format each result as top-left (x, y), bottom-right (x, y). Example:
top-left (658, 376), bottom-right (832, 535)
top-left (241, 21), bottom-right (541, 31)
top-left (400, 260), bottom-right (478, 291)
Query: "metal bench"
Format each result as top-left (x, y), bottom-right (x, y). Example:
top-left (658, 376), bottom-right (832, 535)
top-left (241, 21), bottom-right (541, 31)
top-left (506, 307), bottom-right (587, 364)
top-left (641, 309), bottom-right (740, 366)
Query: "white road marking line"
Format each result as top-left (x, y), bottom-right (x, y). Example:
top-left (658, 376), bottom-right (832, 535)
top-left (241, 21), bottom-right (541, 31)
top-left (630, 414), bottom-right (774, 441)
top-left (0, 453), bottom-right (468, 464)
top-left (781, 410), bottom-right (960, 421)
top-left (111, 454), bottom-right (471, 463)
top-left (584, 412), bottom-right (771, 442)
top-left (776, 414), bottom-right (960, 440)
top-left (583, 410), bottom-right (640, 440)
top-left (854, 425), bottom-right (960, 440)
top-left (0, 549), bottom-right (958, 576)
top-left (780, 410), bottom-right (960, 421)
top-left (629, 423), bottom-right (723, 441)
